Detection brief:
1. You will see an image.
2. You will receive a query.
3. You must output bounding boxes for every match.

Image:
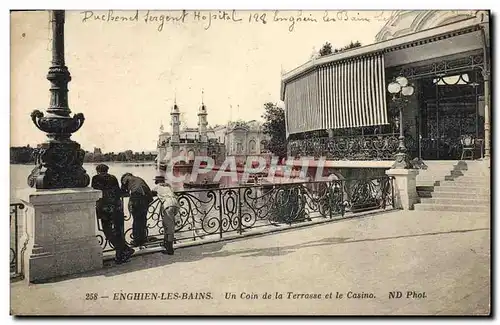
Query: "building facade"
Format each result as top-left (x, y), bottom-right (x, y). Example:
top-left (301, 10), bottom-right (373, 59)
top-left (157, 105), bottom-right (271, 167)
top-left (213, 120), bottom-right (271, 158)
top-left (156, 102), bottom-right (226, 166)
top-left (281, 10), bottom-right (490, 162)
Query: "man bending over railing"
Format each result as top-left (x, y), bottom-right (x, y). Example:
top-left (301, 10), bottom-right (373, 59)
top-left (152, 175), bottom-right (179, 255)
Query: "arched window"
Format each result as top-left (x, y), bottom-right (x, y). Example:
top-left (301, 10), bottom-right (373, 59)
top-left (238, 143), bottom-right (243, 153)
top-left (260, 140), bottom-right (268, 153)
top-left (248, 140), bottom-right (256, 153)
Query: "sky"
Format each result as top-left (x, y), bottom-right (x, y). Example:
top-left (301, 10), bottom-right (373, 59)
top-left (10, 10), bottom-right (392, 152)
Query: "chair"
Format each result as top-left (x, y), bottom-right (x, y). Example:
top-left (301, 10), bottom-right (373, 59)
top-left (460, 135), bottom-right (476, 160)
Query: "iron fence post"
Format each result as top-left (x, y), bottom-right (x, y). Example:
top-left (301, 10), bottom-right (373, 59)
top-left (328, 182), bottom-right (333, 219)
top-left (341, 180), bottom-right (345, 217)
top-left (219, 189), bottom-right (223, 239)
top-left (238, 188), bottom-right (243, 235)
top-left (10, 203), bottom-right (24, 277)
top-left (15, 205), bottom-right (19, 274)
top-left (391, 176), bottom-right (395, 209)
top-left (381, 177), bottom-right (387, 210)
top-left (191, 204), bottom-right (197, 241)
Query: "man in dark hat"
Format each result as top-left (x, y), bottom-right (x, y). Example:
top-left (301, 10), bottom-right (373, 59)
top-left (91, 164), bottom-right (134, 264)
top-left (121, 173), bottom-right (154, 247)
top-left (152, 175), bottom-right (179, 255)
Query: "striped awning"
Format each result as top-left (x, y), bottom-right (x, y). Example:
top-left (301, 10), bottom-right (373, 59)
top-left (284, 53), bottom-right (388, 136)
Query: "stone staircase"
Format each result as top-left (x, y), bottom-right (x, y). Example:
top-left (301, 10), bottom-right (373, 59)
top-left (414, 160), bottom-right (490, 213)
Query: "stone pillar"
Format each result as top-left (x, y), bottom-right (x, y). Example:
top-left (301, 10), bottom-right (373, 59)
top-left (385, 169), bottom-right (419, 210)
top-left (20, 188), bottom-right (103, 283)
top-left (483, 72), bottom-right (490, 160)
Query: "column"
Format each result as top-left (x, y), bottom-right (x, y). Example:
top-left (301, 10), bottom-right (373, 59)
top-left (483, 70), bottom-right (490, 160)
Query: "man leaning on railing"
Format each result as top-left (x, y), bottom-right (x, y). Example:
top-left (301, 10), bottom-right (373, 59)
top-left (151, 175), bottom-right (179, 255)
top-left (91, 164), bottom-right (134, 264)
top-left (120, 173), bottom-right (154, 248)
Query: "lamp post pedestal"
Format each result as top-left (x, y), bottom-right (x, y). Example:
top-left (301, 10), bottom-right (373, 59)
top-left (19, 188), bottom-right (103, 283)
top-left (392, 136), bottom-right (413, 169)
top-left (386, 168), bottom-right (419, 210)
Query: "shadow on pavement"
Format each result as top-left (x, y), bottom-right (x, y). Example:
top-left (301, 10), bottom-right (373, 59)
top-left (35, 226), bottom-right (488, 284)
top-left (195, 227), bottom-right (489, 259)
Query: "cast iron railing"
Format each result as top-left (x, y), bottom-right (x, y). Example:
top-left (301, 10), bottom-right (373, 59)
top-left (10, 203), bottom-right (24, 276)
top-left (96, 176), bottom-right (395, 253)
top-left (288, 133), bottom-right (417, 160)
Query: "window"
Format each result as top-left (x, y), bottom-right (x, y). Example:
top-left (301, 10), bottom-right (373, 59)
top-left (249, 140), bottom-right (256, 153)
top-left (433, 74), bottom-right (470, 86)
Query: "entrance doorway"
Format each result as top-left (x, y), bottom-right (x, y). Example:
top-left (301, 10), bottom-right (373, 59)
top-left (416, 70), bottom-right (485, 160)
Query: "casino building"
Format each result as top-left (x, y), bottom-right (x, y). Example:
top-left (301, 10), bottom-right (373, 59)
top-left (281, 10), bottom-right (490, 164)
top-left (157, 101), bottom-right (270, 168)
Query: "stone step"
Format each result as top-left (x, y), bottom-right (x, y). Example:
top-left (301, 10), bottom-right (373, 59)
top-left (441, 179), bottom-right (489, 186)
top-left (460, 172), bottom-right (490, 177)
top-left (417, 180), bottom-right (441, 185)
top-left (414, 204), bottom-right (490, 213)
top-left (423, 160), bottom-right (460, 164)
top-left (417, 177), bottom-right (449, 182)
top-left (433, 185), bottom-right (490, 194)
top-left (419, 174), bottom-right (452, 179)
top-left (456, 173), bottom-right (490, 179)
top-left (419, 197), bottom-right (489, 206)
top-left (418, 190), bottom-right (490, 199)
top-left (462, 166), bottom-right (491, 172)
top-left (417, 177), bottom-right (448, 182)
top-left (416, 185), bottom-right (435, 192)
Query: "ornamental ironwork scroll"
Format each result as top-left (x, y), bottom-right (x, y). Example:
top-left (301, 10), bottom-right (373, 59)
top-left (95, 177), bottom-right (395, 253)
top-left (287, 133), bottom-right (417, 161)
top-left (391, 54), bottom-right (484, 80)
top-left (10, 203), bottom-right (24, 277)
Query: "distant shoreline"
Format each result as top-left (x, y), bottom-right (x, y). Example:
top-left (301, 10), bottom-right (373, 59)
top-left (10, 161), bottom-right (156, 166)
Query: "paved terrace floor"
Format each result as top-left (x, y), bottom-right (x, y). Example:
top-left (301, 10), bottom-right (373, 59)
top-left (11, 209), bottom-right (490, 316)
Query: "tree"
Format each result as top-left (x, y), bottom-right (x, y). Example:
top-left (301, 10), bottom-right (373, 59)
top-left (334, 40), bottom-right (362, 53)
top-left (124, 150), bottom-right (134, 161)
top-left (319, 40), bottom-right (362, 57)
top-left (261, 102), bottom-right (287, 160)
top-left (319, 42), bottom-right (333, 57)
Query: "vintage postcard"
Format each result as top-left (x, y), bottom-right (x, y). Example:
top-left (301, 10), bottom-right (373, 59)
top-left (9, 9), bottom-right (491, 316)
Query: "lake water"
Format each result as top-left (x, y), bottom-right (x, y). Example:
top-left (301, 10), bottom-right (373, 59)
top-left (10, 162), bottom-right (245, 202)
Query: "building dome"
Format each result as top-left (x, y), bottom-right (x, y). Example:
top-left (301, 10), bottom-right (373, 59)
top-left (375, 10), bottom-right (486, 42)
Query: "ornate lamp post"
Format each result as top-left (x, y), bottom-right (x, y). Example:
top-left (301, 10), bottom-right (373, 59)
top-left (387, 76), bottom-right (414, 169)
top-left (27, 10), bottom-right (90, 189)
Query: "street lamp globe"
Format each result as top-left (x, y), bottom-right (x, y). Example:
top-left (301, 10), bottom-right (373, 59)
top-left (396, 76), bottom-right (409, 87)
top-left (388, 82), bottom-right (401, 94)
top-left (401, 85), bottom-right (415, 96)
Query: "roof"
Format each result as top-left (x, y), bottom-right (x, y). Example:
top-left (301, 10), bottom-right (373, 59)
top-left (280, 11), bottom-right (488, 100)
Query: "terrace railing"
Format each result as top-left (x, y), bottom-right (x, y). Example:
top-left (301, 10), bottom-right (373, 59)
top-left (288, 133), bottom-right (417, 160)
top-left (96, 176), bottom-right (395, 253)
top-left (10, 203), bottom-right (24, 278)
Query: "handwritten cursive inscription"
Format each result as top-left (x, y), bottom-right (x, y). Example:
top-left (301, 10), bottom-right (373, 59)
top-left (193, 10), bottom-right (243, 30)
top-left (272, 11), bottom-right (318, 32)
top-left (80, 10), bottom-right (402, 32)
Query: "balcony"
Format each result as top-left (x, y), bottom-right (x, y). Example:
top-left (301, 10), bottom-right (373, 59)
top-left (288, 133), bottom-right (417, 161)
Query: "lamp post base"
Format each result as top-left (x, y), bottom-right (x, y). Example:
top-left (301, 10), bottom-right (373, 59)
top-left (27, 141), bottom-right (90, 189)
top-left (392, 152), bottom-right (413, 169)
